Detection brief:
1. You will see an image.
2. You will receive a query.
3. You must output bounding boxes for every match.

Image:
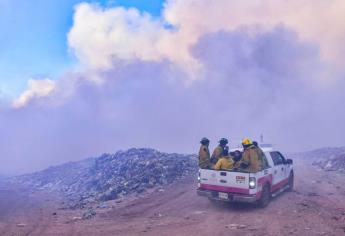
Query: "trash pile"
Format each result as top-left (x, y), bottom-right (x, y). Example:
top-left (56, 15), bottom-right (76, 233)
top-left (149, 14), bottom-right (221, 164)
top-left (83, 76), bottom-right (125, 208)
top-left (290, 146), bottom-right (345, 172)
top-left (312, 152), bottom-right (345, 172)
top-left (14, 148), bottom-right (197, 208)
top-left (293, 147), bottom-right (345, 162)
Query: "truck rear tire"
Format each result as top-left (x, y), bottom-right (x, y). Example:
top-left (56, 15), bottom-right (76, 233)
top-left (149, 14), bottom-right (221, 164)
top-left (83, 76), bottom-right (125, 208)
top-left (287, 172), bottom-right (294, 192)
top-left (257, 185), bottom-right (270, 208)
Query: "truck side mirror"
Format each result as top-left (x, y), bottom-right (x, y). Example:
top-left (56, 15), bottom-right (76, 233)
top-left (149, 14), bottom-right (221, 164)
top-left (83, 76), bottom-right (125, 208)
top-left (286, 159), bottom-right (293, 164)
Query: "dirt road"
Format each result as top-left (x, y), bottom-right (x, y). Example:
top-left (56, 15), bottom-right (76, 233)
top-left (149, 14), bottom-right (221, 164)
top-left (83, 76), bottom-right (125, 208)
top-left (1, 159), bottom-right (345, 236)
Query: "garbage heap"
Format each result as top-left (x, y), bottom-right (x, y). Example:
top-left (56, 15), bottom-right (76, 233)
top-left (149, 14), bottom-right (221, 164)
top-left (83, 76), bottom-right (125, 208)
top-left (312, 152), bottom-right (345, 172)
top-left (14, 148), bottom-right (197, 208)
top-left (299, 147), bottom-right (345, 162)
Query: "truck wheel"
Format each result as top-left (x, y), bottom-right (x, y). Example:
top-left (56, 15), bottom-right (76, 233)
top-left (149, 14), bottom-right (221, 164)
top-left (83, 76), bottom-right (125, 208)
top-left (257, 185), bottom-right (270, 208)
top-left (287, 173), bottom-right (294, 192)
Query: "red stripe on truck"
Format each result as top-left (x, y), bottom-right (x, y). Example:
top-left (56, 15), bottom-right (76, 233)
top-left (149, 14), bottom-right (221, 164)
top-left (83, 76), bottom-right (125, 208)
top-left (271, 178), bottom-right (289, 192)
top-left (258, 174), bottom-right (273, 187)
top-left (200, 183), bottom-right (249, 194)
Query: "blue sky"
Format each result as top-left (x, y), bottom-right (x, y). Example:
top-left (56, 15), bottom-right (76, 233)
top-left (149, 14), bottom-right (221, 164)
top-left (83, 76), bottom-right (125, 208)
top-left (0, 0), bottom-right (164, 99)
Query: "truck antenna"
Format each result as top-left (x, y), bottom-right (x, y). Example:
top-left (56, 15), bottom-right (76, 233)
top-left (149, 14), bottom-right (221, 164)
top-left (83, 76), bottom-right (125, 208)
top-left (260, 134), bottom-right (264, 143)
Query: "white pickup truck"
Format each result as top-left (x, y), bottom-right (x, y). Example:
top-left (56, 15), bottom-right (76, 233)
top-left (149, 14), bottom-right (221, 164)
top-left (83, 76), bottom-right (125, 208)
top-left (197, 148), bottom-right (294, 207)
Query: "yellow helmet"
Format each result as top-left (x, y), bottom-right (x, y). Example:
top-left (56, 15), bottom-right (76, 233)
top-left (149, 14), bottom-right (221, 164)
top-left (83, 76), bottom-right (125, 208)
top-left (242, 138), bottom-right (252, 146)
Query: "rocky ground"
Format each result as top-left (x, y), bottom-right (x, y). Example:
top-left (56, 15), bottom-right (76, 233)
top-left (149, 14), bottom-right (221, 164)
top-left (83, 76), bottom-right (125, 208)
top-left (1, 147), bottom-right (345, 235)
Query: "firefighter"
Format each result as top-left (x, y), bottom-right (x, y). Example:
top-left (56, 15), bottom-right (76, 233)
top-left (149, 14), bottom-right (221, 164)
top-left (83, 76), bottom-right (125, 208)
top-left (211, 138), bottom-right (228, 164)
top-left (214, 146), bottom-right (234, 170)
top-left (231, 150), bottom-right (243, 169)
top-left (253, 141), bottom-right (269, 169)
top-left (240, 138), bottom-right (263, 172)
top-left (198, 137), bottom-right (211, 169)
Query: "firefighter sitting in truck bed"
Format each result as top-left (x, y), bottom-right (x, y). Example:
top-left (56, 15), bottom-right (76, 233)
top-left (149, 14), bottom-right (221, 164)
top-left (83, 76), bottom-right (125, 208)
top-left (214, 146), bottom-right (234, 171)
top-left (240, 138), bottom-right (264, 172)
top-left (211, 138), bottom-right (228, 164)
top-left (231, 150), bottom-right (242, 169)
top-left (253, 141), bottom-right (269, 169)
top-left (198, 137), bottom-right (211, 169)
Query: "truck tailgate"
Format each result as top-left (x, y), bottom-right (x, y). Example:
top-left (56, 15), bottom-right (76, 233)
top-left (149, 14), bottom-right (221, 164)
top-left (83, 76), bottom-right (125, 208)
top-left (199, 169), bottom-right (250, 194)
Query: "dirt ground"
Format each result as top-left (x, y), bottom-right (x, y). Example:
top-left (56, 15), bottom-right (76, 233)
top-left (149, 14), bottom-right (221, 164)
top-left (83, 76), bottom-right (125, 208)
top-left (1, 159), bottom-right (345, 236)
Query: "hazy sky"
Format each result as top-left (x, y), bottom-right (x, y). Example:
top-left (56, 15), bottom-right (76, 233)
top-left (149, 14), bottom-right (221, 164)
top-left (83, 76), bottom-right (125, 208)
top-left (1, 0), bottom-right (345, 175)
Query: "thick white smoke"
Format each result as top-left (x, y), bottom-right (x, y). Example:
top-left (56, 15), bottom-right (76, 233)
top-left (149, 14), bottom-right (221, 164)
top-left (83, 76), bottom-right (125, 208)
top-left (1, 0), bottom-right (345, 174)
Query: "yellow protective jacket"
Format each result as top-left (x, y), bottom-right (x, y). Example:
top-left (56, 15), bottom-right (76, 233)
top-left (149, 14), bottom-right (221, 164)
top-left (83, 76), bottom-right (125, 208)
top-left (242, 145), bottom-right (263, 172)
top-left (257, 147), bottom-right (269, 169)
top-left (214, 157), bottom-right (234, 170)
top-left (198, 144), bottom-right (211, 168)
top-left (211, 146), bottom-right (223, 163)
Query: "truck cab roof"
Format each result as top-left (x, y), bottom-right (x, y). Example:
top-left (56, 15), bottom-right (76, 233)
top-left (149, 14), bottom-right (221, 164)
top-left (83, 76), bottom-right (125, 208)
top-left (230, 143), bottom-right (274, 153)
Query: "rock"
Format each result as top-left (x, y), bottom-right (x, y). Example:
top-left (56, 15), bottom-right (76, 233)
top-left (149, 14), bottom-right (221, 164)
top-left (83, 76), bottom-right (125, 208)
top-left (82, 208), bottom-right (96, 220)
top-left (98, 189), bottom-right (118, 201)
top-left (136, 188), bottom-right (145, 193)
top-left (71, 216), bottom-right (82, 221)
top-left (153, 213), bottom-right (163, 218)
top-left (307, 192), bottom-right (320, 197)
top-left (16, 223), bottom-right (27, 227)
top-left (297, 202), bottom-right (310, 207)
top-left (98, 203), bottom-right (109, 209)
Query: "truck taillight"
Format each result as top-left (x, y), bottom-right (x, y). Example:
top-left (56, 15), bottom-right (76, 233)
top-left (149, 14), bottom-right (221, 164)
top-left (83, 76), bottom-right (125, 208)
top-left (249, 177), bottom-right (256, 189)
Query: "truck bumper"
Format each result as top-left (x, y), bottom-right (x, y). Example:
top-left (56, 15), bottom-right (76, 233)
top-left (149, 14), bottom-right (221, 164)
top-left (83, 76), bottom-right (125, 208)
top-left (197, 188), bottom-right (257, 203)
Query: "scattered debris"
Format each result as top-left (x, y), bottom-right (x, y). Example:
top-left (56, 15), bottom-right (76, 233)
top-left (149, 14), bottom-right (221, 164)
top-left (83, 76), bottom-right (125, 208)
top-left (225, 224), bottom-right (247, 229)
top-left (307, 192), bottom-right (320, 197)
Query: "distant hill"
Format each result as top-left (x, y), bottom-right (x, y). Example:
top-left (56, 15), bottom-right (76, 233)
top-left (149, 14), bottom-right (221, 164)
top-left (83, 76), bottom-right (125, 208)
top-left (13, 148), bottom-right (197, 208)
